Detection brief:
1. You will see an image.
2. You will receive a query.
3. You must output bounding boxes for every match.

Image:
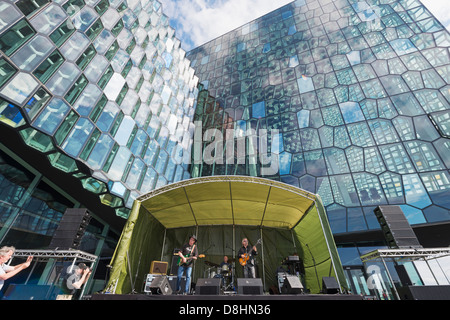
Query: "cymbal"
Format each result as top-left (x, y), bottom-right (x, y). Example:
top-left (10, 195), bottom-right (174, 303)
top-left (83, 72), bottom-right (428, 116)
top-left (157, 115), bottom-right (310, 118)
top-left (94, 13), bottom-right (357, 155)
top-left (204, 260), bottom-right (219, 267)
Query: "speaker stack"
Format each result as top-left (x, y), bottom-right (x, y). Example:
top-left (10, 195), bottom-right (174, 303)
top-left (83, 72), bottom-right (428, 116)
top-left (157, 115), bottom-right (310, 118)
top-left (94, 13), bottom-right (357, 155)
top-left (374, 206), bottom-right (422, 249)
top-left (48, 208), bottom-right (91, 250)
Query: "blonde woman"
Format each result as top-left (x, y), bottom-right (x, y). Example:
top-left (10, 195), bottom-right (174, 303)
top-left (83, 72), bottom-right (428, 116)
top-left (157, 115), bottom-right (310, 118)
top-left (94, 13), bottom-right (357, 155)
top-left (0, 246), bottom-right (33, 291)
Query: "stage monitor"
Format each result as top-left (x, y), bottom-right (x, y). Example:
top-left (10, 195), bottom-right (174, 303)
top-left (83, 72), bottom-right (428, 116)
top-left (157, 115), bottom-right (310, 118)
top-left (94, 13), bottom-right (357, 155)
top-left (195, 278), bottom-right (221, 295)
top-left (237, 278), bottom-right (263, 295)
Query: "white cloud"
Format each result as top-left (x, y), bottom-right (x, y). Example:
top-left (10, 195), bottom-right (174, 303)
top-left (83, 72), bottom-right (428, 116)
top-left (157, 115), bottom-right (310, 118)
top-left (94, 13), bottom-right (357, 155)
top-left (159, 0), bottom-right (293, 51)
top-left (159, 0), bottom-right (450, 52)
top-left (420, 0), bottom-right (450, 29)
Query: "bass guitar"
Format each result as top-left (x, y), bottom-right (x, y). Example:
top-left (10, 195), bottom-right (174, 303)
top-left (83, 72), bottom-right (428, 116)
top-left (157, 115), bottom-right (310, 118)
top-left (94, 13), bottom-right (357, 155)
top-left (239, 239), bottom-right (262, 266)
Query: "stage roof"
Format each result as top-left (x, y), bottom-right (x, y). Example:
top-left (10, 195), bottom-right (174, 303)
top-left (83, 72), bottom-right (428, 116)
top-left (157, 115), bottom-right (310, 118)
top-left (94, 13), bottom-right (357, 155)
top-left (136, 176), bottom-right (318, 229)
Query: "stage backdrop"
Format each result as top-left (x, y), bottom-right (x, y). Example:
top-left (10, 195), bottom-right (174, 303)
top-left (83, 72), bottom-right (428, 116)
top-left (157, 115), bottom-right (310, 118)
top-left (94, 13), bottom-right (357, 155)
top-left (104, 176), bottom-right (347, 294)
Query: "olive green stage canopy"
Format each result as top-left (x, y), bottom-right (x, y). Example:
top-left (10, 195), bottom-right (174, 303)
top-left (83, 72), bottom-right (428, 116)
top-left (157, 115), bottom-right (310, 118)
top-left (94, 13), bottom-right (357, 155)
top-left (105, 176), bottom-right (347, 295)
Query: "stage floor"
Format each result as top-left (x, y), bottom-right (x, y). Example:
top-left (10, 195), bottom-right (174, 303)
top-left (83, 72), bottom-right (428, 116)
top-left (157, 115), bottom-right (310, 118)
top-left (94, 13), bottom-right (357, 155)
top-left (90, 292), bottom-right (363, 301)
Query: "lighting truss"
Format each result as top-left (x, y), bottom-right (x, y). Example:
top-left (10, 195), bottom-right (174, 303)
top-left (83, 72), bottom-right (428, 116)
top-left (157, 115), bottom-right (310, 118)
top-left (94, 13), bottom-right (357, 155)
top-left (12, 249), bottom-right (97, 262)
top-left (361, 247), bottom-right (450, 263)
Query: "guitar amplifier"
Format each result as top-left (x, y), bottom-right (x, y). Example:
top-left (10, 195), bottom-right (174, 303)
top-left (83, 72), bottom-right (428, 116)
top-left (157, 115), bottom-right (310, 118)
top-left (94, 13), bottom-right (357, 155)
top-left (150, 261), bottom-right (168, 274)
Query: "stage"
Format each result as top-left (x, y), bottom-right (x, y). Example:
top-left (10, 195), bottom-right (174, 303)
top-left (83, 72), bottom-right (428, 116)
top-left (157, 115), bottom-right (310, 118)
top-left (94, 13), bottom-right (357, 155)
top-left (90, 292), bottom-right (363, 301)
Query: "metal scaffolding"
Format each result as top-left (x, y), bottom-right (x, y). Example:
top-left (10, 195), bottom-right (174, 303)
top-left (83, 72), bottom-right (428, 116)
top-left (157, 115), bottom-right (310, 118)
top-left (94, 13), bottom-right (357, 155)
top-left (7, 249), bottom-right (98, 300)
top-left (360, 247), bottom-right (450, 300)
top-left (12, 249), bottom-right (97, 262)
top-left (361, 247), bottom-right (450, 263)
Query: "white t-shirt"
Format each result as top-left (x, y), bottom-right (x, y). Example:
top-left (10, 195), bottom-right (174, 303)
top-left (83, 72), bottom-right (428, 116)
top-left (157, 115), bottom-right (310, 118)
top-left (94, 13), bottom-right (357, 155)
top-left (0, 264), bottom-right (14, 290)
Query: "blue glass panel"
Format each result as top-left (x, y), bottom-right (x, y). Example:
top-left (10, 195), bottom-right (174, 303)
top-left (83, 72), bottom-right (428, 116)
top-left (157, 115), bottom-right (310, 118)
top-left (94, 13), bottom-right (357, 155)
top-left (252, 101), bottom-right (265, 118)
top-left (297, 110), bottom-right (309, 128)
top-left (279, 151), bottom-right (292, 175)
top-left (0, 100), bottom-right (24, 126)
top-left (390, 39), bottom-right (417, 55)
top-left (140, 166), bottom-right (157, 193)
top-left (61, 118), bottom-right (94, 157)
top-left (33, 98), bottom-right (70, 134)
top-left (400, 205), bottom-right (427, 225)
top-left (111, 181), bottom-right (127, 197)
top-left (87, 134), bottom-right (114, 169)
top-left (114, 115), bottom-right (135, 145)
top-left (297, 76), bottom-right (314, 94)
top-left (155, 149), bottom-right (168, 174)
top-left (108, 146), bottom-right (132, 179)
top-left (403, 174), bottom-right (432, 209)
top-left (126, 158), bottom-right (144, 189)
top-left (339, 102), bottom-right (365, 124)
top-left (97, 102), bottom-right (119, 132)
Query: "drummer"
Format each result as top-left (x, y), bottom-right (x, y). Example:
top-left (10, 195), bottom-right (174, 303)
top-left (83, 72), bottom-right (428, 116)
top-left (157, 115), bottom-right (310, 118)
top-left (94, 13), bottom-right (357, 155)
top-left (220, 256), bottom-right (231, 275)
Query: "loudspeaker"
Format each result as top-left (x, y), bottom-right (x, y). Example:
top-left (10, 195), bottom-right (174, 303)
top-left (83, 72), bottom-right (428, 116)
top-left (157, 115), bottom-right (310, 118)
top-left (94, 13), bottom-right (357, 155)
top-left (374, 206), bottom-right (422, 249)
top-left (237, 278), bottom-right (263, 295)
top-left (282, 275), bottom-right (303, 294)
top-left (322, 277), bottom-right (340, 294)
top-left (150, 261), bottom-right (168, 275)
top-left (195, 278), bottom-right (221, 295)
top-left (49, 208), bottom-right (91, 250)
top-left (170, 249), bottom-right (180, 275)
top-left (146, 275), bottom-right (172, 295)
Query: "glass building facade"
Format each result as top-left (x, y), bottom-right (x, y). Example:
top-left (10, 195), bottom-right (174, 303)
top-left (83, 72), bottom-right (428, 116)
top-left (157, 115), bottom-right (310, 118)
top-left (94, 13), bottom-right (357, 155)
top-left (0, 0), bottom-right (197, 296)
top-left (0, 0), bottom-right (449, 299)
top-left (0, 0), bottom-right (198, 219)
top-left (188, 0), bottom-right (450, 232)
top-left (187, 0), bottom-right (450, 296)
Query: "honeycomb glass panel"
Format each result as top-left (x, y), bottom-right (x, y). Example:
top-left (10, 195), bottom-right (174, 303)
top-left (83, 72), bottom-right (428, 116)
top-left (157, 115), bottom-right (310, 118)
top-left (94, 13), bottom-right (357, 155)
top-left (0, 19), bottom-right (35, 56)
top-left (0, 58), bottom-right (16, 88)
top-left (0, 72), bottom-right (39, 105)
top-left (33, 50), bottom-right (65, 84)
top-left (10, 35), bottom-right (53, 72)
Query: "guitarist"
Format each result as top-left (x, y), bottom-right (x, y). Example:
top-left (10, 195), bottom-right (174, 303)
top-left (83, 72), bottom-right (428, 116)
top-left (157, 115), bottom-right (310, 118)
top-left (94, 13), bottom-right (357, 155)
top-left (238, 238), bottom-right (258, 278)
top-left (176, 235), bottom-right (198, 294)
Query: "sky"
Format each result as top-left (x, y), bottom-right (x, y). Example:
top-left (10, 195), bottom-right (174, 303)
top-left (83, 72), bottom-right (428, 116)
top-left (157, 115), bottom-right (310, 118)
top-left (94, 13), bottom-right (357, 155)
top-left (158, 0), bottom-right (450, 52)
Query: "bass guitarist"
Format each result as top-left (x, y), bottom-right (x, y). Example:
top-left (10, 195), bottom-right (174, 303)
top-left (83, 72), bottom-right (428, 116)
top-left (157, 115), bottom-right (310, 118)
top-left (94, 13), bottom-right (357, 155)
top-left (238, 238), bottom-right (258, 278)
top-left (176, 235), bottom-right (198, 294)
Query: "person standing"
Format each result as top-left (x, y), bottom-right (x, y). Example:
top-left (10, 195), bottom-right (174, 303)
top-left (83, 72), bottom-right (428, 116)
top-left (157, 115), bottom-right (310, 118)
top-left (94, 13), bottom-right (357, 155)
top-left (238, 238), bottom-right (258, 278)
top-left (0, 246), bottom-right (33, 291)
top-left (176, 235), bottom-right (198, 294)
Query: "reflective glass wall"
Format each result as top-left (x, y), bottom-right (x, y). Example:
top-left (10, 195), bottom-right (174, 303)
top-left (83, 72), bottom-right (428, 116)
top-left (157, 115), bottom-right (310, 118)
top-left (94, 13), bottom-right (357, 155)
top-left (187, 0), bottom-right (450, 235)
top-left (0, 0), bottom-right (198, 220)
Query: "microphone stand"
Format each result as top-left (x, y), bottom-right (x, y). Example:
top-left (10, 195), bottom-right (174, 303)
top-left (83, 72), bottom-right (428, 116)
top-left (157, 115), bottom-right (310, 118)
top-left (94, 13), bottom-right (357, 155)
top-left (226, 244), bottom-right (236, 292)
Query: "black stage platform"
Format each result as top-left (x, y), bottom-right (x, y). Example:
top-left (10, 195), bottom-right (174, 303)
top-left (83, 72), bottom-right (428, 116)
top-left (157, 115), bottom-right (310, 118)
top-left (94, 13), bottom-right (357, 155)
top-left (91, 293), bottom-right (363, 301)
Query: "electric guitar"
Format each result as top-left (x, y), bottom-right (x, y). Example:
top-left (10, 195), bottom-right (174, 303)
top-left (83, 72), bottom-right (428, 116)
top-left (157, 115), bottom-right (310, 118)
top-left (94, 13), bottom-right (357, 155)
top-left (239, 239), bottom-right (262, 266)
top-left (175, 251), bottom-right (205, 267)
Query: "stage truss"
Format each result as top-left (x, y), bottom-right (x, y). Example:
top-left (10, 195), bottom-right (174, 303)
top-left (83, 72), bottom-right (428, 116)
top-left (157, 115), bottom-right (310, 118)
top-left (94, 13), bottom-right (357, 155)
top-left (12, 249), bottom-right (98, 262)
top-left (361, 247), bottom-right (450, 263)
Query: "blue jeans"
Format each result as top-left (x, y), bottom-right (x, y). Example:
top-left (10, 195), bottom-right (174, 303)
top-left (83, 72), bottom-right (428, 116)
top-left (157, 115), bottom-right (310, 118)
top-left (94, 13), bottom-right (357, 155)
top-left (176, 265), bottom-right (192, 293)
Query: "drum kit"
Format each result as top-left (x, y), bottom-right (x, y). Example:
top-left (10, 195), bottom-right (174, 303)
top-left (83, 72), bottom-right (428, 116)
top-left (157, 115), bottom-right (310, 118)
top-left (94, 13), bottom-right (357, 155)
top-left (203, 259), bottom-right (235, 292)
